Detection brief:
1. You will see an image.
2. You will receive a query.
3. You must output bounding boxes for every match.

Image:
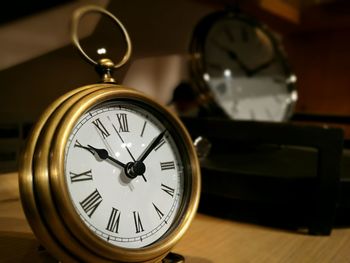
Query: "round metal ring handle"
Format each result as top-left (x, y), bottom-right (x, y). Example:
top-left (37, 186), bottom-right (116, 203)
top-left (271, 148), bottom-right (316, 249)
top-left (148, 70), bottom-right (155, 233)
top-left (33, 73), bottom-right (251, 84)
top-left (71, 5), bottom-right (132, 68)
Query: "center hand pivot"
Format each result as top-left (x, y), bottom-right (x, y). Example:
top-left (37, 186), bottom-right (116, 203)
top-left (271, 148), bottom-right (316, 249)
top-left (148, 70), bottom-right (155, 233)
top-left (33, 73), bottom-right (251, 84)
top-left (125, 161), bottom-right (146, 179)
top-left (123, 130), bottom-right (166, 180)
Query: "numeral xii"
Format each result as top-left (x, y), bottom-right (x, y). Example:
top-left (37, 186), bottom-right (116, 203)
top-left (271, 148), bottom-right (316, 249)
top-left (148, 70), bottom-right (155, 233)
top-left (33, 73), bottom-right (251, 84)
top-left (116, 113), bottom-right (129, 132)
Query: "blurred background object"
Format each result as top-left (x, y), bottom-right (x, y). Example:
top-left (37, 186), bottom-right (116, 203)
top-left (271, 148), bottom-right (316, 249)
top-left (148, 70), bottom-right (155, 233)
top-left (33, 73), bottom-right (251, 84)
top-left (0, 0), bottom-right (349, 235)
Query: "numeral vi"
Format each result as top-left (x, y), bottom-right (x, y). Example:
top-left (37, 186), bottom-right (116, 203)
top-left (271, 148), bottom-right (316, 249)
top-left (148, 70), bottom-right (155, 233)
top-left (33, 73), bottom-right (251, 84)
top-left (106, 207), bottom-right (121, 233)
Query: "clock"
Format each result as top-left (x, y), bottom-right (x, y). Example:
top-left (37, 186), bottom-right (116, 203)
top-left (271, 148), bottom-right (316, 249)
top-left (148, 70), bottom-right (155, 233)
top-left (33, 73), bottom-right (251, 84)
top-left (19, 6), bottom-right (200, 262)
top-left (190, 9), bottom-right (298, 121)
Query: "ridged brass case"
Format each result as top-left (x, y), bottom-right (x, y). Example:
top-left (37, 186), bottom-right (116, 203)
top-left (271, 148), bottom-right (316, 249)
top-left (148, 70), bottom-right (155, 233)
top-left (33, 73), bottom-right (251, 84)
top-left (19, 84), bottom-right (201, 262)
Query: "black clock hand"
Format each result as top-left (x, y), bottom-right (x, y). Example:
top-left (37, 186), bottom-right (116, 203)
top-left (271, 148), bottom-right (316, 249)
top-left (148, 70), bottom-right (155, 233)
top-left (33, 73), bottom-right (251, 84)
top-left (246, 58), bottom-right (274, 77)
top-left (228, 50), bottom-right (274, 77)
top-left (111, 123), bottom-right (147, 182)
top-left (87, 144), bottom-right (126, 168)
top-left (138, 130), bottom-right (166, 163)
top-left (125, 130), bottom-right (166, 180)
top-left (227, 50), bottom-right (251, 76)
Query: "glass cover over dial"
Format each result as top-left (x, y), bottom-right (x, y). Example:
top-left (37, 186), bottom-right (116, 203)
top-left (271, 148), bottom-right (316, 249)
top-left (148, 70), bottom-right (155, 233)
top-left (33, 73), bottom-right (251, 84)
top-left (64, 100), bottom-right (185, 249)
top-left (203, 17), bottom-right (296, 121)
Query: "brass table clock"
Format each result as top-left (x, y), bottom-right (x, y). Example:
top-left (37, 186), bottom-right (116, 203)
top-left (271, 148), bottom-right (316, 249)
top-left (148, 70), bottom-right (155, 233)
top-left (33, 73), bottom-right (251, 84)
top-left (19, 6), bottom-right (200, 262)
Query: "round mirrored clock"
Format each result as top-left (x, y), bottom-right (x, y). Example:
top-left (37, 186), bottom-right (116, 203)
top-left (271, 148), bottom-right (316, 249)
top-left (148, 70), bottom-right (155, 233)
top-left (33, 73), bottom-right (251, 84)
top-left (190, 10), bottom-right (297, 121)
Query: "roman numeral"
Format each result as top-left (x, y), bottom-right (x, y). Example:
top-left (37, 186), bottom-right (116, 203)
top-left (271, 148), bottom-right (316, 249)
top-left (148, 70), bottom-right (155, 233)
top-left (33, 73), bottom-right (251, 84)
top-left (133, 211), bottom-right (144, 233)
top-left (74, 140), bottom-right (94, 154)
top-left (116, 113), bottom-right (129, 132)
top-left (152, 203), bottom-right (164, 219)
top-left (74, 139), bottom-right (83, 148)
top-left (70, 169), bottom-right (93, 183)
top-left (106, 207), bottom-right (121, 233)
top-left (160, 161), bottom-right (175, 170)
top-left (92, 118), bottom-right (110, 139)
top-left (161, 183), bottom-right (175, 198)
top-left (154, 138), bottom-right (166, 151)
top-left (80, 189), bottom-right (103, 218)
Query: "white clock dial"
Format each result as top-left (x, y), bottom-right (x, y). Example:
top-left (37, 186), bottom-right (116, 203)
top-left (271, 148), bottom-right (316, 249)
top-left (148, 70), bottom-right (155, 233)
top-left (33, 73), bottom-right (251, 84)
top-left (205, 19), bottom-right (275, 77)
top-left (64, 101), bottom-right (184, 249)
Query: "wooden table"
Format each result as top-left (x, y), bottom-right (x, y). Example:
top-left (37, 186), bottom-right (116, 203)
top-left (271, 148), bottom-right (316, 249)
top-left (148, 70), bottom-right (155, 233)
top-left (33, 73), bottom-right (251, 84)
top-left (1, 172), bottom-right (350, 262)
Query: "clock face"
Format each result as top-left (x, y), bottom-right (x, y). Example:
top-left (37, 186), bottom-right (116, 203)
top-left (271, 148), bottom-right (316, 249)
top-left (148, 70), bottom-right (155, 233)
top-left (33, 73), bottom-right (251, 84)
top-left (64, 100), bottom-right (185, 249)
top-left (202, 17), bottom-right (296, 121)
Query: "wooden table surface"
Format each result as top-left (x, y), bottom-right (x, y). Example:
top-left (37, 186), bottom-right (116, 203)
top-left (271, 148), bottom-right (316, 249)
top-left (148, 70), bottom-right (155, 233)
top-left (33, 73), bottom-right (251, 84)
top-left (1, 172), bottom-right (350, 263)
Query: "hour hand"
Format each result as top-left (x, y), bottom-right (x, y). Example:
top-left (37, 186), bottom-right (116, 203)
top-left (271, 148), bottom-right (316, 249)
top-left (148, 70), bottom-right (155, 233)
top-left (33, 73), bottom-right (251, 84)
top-left (228, 50), bottom-right (274, 77)
top-left (246, 58), bottom-right (274, 76)
top-left (85, 144), bottom-right (126, 168)
top-left (227, 50), bottom-right (251, 76)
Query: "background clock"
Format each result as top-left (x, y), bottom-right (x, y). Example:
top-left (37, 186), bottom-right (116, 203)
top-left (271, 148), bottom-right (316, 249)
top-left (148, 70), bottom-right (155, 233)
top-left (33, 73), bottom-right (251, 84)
top-left (19, 6), bottom-right (200, 262)
top-left (190, 9), bottom-right (298, 122)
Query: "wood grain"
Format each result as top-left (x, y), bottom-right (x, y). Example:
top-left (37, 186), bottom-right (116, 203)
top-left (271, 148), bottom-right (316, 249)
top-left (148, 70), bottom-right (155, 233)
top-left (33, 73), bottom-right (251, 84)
top-left (1, 172), bottom-right (350, 262)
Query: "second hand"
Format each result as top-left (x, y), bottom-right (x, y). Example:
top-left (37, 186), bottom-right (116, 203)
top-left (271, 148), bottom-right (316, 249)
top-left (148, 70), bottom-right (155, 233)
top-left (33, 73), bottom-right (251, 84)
top-left (111, 123), bottom-right (147, 182)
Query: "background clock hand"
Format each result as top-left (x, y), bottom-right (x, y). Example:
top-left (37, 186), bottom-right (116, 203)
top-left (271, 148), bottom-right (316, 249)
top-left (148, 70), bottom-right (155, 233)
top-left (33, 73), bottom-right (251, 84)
top-left (246, 58), bottom-right (274, 76)
top-left (227, 50), bottom-right (251, 76)
top-left (138, 130), bottom-right (166, 163)
top-left (87, 144), bottom-right (126, 168)
top-left (228, 50), bottom-right (274, 77)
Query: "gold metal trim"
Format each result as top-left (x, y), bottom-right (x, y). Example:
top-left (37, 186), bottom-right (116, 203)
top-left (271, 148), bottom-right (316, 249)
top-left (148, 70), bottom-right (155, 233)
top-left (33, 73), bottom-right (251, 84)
top-left (71, 5), bottom-right (132, 69)
top-left (18, 85), bottom-right (104, 262)
top-left (33, 84), bottom-right (115, 262)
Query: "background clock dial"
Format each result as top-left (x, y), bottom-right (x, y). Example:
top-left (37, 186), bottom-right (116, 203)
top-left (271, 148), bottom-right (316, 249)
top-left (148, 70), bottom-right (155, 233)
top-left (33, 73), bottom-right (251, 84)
top-left (65, 101), bottom-right (184, 249)
top-left (191, 11), bottom-right (297, 122)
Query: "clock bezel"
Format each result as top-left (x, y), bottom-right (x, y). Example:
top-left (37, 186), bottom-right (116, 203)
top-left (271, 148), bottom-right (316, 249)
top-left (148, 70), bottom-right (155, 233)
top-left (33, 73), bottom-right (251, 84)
top-left (19, 84), bottom-right (109, 262)
top-left (48, 86), bottom-right (200, 262)
top-left (189, 9), bottom-right (297, 121)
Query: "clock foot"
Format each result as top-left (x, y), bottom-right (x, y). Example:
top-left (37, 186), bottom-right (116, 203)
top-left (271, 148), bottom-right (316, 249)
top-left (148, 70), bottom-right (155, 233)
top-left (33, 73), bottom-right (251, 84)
top-left (162, 252), bottom-right (185, 262)
top-left (37, 245), bottom-right (61, 262)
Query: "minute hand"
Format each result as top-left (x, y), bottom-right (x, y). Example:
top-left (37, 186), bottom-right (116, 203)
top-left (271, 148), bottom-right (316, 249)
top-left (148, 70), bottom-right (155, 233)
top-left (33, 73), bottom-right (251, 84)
top-left (138, 130), bottom-right (166, 163)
